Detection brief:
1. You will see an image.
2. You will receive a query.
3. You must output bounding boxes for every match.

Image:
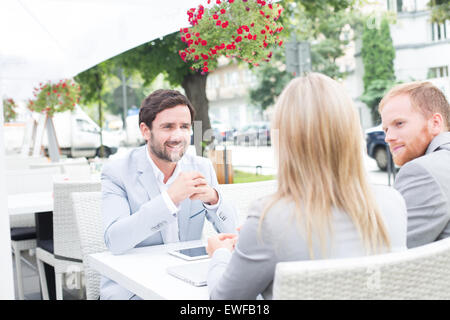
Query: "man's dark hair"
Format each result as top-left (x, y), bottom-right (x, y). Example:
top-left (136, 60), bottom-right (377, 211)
top-left (139, 89), bottom-right (195, 129)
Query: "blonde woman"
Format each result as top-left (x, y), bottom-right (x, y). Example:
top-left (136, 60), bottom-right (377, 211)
top-left (206, 73), bottom-right (407, 300)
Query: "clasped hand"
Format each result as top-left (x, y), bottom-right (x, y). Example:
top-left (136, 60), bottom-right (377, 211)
top-left (167, 171), bottom-right (218, 206)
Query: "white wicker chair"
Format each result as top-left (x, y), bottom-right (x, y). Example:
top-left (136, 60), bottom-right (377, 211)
top-left (6, 167), bottom-right (60, 300)
top-left (36, 180), bottom-right (101, 300)
top-left (273, 237), bottom-right (450, 299)
top-left (202, 180), bottom-right (277, 239)
top-left (71, 191), bottom-right (107, 300)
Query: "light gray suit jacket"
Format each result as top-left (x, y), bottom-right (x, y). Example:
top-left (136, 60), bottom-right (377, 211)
top-left (207, 185), bottom-right (407, 300)
top-left (394, 132), bottom-right (450, 248)
top-left (100, 146), bottom-right (237, 299)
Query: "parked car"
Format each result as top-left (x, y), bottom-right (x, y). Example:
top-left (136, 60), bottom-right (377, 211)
top-left (233, 122), bottom-right (271, 146)
top-left (211, 119), bottom-right (234, 142)
top-left (365, 125), bottom-right (389, 171)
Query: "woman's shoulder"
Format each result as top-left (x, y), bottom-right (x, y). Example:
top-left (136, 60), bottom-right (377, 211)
top-left (370, 184), bottom-right (406, 211)
top-left (370, 184), bottom-right (407, 250)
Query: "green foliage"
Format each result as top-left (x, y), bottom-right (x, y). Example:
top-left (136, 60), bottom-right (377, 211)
top-left (361, 18), bottom-right (395, 91)
top-left (180, 0), bottom-right (284, 72)
top-left (75, 62), bottom-right (111, 106)
top-left (28, 79), bottom-right (80, 117)
top-left (361, 16), bottom-right (396, 123)
top-left (249, 48), bottom-right (293, 109)
top-left (360, 79), bottom-right (397, 124)
top-left (429, 0), bottom-right (450, 24)
top-left (249, 0), bottom-right (358, 109)
top-left (3, 98), bottom-right (17, 122)
top-left (112, 32), bottom-right (190, 88)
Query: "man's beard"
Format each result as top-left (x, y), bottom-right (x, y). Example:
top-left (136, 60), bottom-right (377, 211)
top-left (149, 133), bottom-right (188, 163)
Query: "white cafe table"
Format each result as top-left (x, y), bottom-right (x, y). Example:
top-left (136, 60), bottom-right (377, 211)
top-left (89, 240), bottom-right (211, 300)
top-left (8, 191), bottom-right (54, 216)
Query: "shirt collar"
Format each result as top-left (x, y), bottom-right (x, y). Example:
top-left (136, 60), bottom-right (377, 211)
top-left (145, 145), bottom-right (183, 185)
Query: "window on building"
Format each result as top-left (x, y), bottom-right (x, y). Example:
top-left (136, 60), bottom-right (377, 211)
top-left (431, 20), bottom-right (449, 41)
top-left (387, 0), bottom-right (418, 12)
top-left (427, 66), bottom-right (449, 79)
top-left (207, 74), bottom-right (220, 89)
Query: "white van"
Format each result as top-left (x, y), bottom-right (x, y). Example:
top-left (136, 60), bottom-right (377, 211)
top-left (43, 105), bottom-right (120, 158)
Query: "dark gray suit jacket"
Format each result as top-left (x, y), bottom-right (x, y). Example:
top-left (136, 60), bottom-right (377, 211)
top-left (394, 132), bottom-right (450, 248)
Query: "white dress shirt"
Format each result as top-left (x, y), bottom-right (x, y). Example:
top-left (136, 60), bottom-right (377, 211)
top-left (145, 146), bottom-right (220, 243)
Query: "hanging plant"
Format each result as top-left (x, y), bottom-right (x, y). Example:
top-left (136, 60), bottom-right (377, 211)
top-left (27, 79), bottom-right (81, 117)
top-left (3, 98), bottom-right (18, 122)
top-left (179, 0), bottom-right (284, 73)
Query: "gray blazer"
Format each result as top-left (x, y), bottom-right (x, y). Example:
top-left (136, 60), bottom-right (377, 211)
top-left (394, 132), bottom-right (450, 248)
top-left (100, 146), bottom-right (237, 299)
top-left (207, 185), bottom-right (407, 300)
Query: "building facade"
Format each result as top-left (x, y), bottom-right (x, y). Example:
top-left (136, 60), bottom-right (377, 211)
top-left (343, 0), bottom-right (450, 128)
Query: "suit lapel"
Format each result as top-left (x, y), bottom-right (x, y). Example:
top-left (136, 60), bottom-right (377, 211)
top-left (136, 148), bottom-right (160, 201)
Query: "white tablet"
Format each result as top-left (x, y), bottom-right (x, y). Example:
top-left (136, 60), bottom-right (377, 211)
top-left (168, 246), bottom-right (209, 261)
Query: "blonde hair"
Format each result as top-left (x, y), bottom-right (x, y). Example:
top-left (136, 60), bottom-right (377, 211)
top-left (262, 73), bottom-right (390, 258)
top-left (379, 81), bottom-right (450, 129)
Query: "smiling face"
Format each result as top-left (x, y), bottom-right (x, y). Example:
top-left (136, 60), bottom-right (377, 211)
top-left (140, 105), bottom-right (191, 163)
top-left (380, 94), bottom-right (435, 166)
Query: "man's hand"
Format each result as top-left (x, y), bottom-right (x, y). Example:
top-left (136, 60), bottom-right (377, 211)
top-left (189, 185), bottom-right (219, 205)
top-left (166, 171), bottom-right (208, 205)
top-left (206, 233), bottom-right (238, 257)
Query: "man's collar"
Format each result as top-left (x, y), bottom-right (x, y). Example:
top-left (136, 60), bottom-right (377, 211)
top-left (426, 132), bottom-right (450, 154)
top-left (145, 145), bottom-right (183, 184)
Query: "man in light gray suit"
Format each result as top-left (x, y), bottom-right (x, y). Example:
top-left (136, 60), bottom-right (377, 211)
top-left (100, 89), bottom-right (237, 299)
top-left (380, 81), bottom-right (450, 248)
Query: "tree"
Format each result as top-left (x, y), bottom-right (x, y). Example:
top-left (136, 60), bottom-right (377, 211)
top-left (360, 17), bottom-right (396, 123)
top-left (75, 62), bottom-right (112, 157)
top-left (429, 0), bottom-right (450, 23)
top-left (249, 0), bottom-right (359, 110)
top-left (113, 0), bottom-right (284, 154)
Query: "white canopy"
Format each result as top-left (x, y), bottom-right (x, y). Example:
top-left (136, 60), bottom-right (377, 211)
top-left (0, 0), bottom-right (202, 299)
top-left (0, 0), bottom-right (200, 100)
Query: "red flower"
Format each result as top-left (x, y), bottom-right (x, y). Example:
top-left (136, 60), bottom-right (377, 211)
top-left (220, 9), bottom-right (226, 14)
top-left (183, 28), bottom-right (189, 33)
top-left (279, 40), bottom-right (283, 46)
top-left (247, 34), bottom-right (253, 40)
top-left (235, 36), bottom-right (242, 42)
top-left (229, 0), bottom-right (234, 3)
top-left (253, 34), bottom-right (257, 40)
top-left (222, 21), bottom-right (228, 28)
top-left (195, 32), bottom-right (200, 37)
top-left (237, 28), bottom-right (243, 34)
top-left (216, 20), bottom-right (221, 26)
top-left (216, 0), bottom-right (221, 4)
top-left (213, 14), bottom-right (219, 19)
top-left (261, 29), bottom-right (266, 34)
top-left (203, 66), bottom-right (209, 72)
top-left (201, 40), bottom-right (207, 46)
top-left (201, 54), bottom-right (209, 60)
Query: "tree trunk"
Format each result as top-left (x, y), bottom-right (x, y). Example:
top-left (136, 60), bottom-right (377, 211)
top-left (182, 72), bottom-right (212, 156)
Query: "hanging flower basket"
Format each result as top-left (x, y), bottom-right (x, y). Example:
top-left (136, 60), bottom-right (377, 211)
top-left (27, 79), bottom-right (81, 117)
top-left (3, 98), bottom-right (18, 122)
top-left (179, 0), bottom-right (284, 73)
